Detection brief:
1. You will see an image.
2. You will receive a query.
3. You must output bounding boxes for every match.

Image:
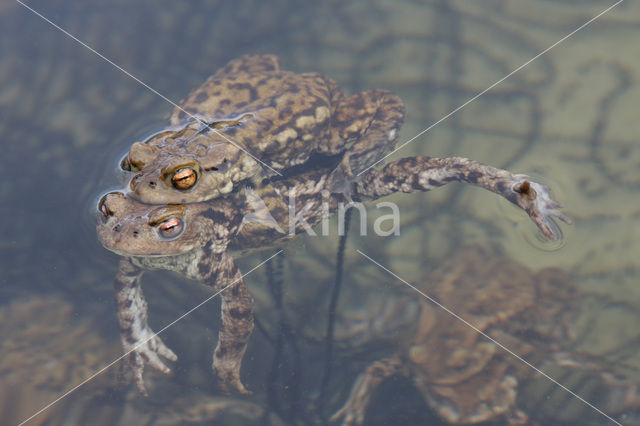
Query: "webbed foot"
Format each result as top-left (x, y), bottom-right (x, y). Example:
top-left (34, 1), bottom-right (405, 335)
top-left (512, 178), bottom-right (572, 241)
top-left (121, 329), bottom-right (177, 396)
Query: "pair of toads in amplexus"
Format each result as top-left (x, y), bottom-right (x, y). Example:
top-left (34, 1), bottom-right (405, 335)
top-left (96, 54), bottom-right (570, 399)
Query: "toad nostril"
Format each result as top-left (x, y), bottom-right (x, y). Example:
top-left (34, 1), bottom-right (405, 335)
top-left (132, 230), bottom-right (139, 238)
top-left (113, 224), bottom-right (121, 233)
top-left (148, 181), bottom-right (156, 188)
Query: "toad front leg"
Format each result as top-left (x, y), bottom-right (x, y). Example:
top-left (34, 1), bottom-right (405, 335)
top-left (357, 156), bottom-right (571, 240)
top-left (200, 250), bottom-right (254, 395)
top-left (114, 258), bottom-right (178, 396)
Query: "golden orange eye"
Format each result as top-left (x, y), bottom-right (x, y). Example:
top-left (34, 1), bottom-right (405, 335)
top-left (158, 217), bottom-right (184, 240)
top-left (171, 168), bottom-right (197, 190)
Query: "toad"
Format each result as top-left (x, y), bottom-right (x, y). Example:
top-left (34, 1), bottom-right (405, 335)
top-left (98, 155), bottom-right (570, 396)
top-left (121, 54), bottom-right (405, 203)
top-left (332, 246), bottom-right (639, 425)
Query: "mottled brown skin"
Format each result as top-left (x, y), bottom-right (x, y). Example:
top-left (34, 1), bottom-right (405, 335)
top-left (357, 156), bottom-right (571, 240)
top-left (332, 247), bottom-right (639, 425)
top-left (98, 156), bottom-right (570, 395)
top-left (123, 54), bottom-right (405, 203)
top-left (99, 168), bottom-right (339, 395)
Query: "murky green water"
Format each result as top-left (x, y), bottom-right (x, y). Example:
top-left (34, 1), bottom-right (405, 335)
top-left (1, 0), bottom-right (639, 425)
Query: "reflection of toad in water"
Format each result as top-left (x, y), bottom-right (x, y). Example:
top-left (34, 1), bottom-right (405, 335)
top-left (334, 246), bottom-right (640, 425)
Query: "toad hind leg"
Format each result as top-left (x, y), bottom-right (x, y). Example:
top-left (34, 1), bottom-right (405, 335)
top-left (114, 258), bottom-right (178, 396)
top-left (202, 251), bottom-right (254, 395)
top-left (327, 90), bottom-right (405, 196)
top-left (331, 356), bottom-right (403, 425)
top-left (356, 156), bottom-right (571, 240)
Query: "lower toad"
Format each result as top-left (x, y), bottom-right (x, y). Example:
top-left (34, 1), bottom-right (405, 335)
top-left (98, 156), bottom-right (570, 395)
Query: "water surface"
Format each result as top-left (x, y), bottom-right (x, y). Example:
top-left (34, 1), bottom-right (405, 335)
top-left (1, 1), bottom-right (639, 424)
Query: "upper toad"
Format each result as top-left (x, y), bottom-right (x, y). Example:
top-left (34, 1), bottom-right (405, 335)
top-left (121, 54), bottom-right (405, 203)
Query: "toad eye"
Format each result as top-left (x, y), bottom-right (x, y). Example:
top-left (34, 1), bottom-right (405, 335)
top-left (158, 217), bottom-right (184, 240)
top-left (171, 168), bottom-right (197, 190)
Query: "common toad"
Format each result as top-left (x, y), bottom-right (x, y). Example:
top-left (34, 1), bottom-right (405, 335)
top-left (332, 246), bottom-right (639, 425)
top-left (98, 155), bottom-right (570, 395)
top-left (121, 54), bottom-right (405, 203)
